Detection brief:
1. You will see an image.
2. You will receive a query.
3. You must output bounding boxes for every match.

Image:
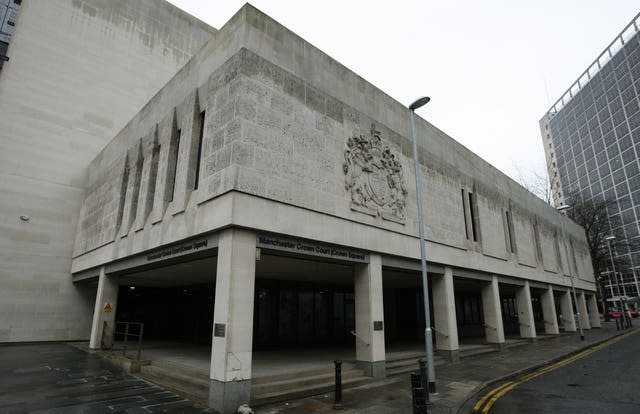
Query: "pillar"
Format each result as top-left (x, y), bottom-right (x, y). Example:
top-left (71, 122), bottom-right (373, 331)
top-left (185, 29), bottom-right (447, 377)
top-left (481, 276), bottom-right (505, 349)
top-left (354, 253), bottom-right (386, 378)
top-left (515, 281), bottom-right (536, 339)
top-left (540, 285), bottom-right (559, 335)
top-left (560, 290), bottom-right (577, 332)
top-left (577, 291), bottom-right (591, 330)
top-left (89, 267), bottom-right (119, 349)
top-left (432, 267), bottom-right (459, 361)
top-left (209, 229), bottom-right (256, 414)
top-left (587, 294), bottom-right (601, 328)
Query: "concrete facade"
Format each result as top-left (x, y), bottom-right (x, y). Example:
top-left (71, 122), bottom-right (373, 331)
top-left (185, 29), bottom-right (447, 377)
top-left (0, 0), bottom-right (215, 342)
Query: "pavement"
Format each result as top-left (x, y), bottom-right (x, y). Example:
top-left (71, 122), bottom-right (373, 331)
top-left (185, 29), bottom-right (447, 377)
top-left (0, 342), bottom-right (213, 413)
top-left (258, 321), bottom-right (637, 413)
top-left (0, 321), bottom-right (635, 414)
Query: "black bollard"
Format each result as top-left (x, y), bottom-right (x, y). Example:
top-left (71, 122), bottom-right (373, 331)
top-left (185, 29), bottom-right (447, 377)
top-left (411, 373), bottom-right (427, 414)
top-left (334, 359), bottom-right (343, 410)
top-left (418, 359), bottom-right (430, 402)
top-left (615, 317), bottom-right (620, 331)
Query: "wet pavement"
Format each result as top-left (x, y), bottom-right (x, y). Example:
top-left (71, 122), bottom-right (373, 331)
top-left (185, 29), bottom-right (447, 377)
top-left (258, 321), bottom-right (637, 413)
top-left (0, 343), bottom-right (214, 413)
top-left (0, 321), bottom-right (635, 414)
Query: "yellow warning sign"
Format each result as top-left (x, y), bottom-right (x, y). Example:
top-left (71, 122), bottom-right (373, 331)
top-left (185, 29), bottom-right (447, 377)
top-left (103, 303), bottom-right (113, 313)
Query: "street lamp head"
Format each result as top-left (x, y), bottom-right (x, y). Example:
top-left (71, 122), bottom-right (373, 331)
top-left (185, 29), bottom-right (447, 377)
top-left (605, 235), bottom-right (616, 241)
top-left (556, 204), bottom-right (571, 211)
top-left (409, 96), bottom-right (430, 111)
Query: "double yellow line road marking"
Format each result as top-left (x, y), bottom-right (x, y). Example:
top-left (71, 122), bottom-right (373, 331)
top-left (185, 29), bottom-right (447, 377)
top-left (471, 329), bottom-right (639, 414)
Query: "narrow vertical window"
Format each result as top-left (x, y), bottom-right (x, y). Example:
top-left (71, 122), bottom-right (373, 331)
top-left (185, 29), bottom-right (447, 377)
top-left (505, 210), bottom-right (516, 253)
top-left (461, 189), bottom-right (470, 240)
top-left (569, 239), bottom-right (578, 275)
top-left (468, 192), bottom-right (479, 242)
top-left (169, 129), bottom-right (181, 202)
top-left (533, 222), bottom-right (543, 262)
top-left (194, 110), bottom-right (205, 190)
top-left (554, 231), bottom-right (563, 273)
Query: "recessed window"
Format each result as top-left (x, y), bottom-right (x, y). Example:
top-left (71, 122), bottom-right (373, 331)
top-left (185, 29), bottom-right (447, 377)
top-left (194, 110), bottom-right (206, 190)
top-left (461, 189), bottom-right (470, 240)
top-left (169, 129), bottom-right (181, 202)
top-left (468, 192), bottom-right (479, 242)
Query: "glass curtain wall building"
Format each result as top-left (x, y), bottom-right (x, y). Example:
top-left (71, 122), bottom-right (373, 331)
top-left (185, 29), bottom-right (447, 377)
top-left (540, 12), bottom-right (640, 302)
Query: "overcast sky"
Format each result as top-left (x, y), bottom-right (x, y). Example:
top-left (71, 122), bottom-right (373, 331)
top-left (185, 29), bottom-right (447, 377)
top-left (168, 0), bottom-right (639, 184)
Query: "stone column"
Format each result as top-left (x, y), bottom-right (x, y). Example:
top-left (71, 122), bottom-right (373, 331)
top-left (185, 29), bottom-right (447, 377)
top-left (209, 229), bottom-right (256, 414)
top-left (432, 267), bottom-right (459, 361)
top-left (540, 285), bottom-right (559, 335)
top-left (354, 253), bottom-right (385, 378)
top-left (577, 291), bottom-right (591, 330)
top-left (481, 276), bottom-right (505, 349)
top-left (515, 281), bottom-right (536, 339)
top-left (560, 290), bottom-right (577, 332)
top-left (587, 294), bottom-right (601, 328)
top-left (89, 267), bottom-right (119, 349)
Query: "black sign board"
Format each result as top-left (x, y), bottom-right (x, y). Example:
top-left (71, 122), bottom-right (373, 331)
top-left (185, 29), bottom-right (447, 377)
top-left (214, 323), bottom-right (226, 338)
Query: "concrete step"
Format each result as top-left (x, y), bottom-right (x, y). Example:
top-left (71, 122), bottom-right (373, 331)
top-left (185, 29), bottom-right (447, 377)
top-left (386, 364), bottom-right (421, 377)
top-left (252, 361), bottom-right (358, 385)
top-left (149, 359), bottom-right (209, 378)
top-left (385, 358), bottom-right (421, 370)
top-left (251, 374), bottom-right (373, 407)
top-left (137, 364), bottom-right (209, 405)
top-left (252, 367), bottom-right (364, 395)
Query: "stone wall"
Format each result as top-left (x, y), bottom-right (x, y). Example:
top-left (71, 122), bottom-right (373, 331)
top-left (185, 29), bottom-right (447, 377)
top-left (73, 26), bottom-right (595, 293)
top-left (0, 0), bottom-right (215, 342)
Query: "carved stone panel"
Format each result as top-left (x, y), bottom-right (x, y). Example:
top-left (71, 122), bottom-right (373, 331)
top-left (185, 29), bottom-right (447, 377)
top-left (343, 125), bottom-right (407, 224)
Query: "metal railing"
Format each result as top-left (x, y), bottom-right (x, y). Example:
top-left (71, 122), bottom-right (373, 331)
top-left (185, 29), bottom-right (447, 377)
top-left (350, 330), bottom-right (370, 347)
top-left (104, 321), bottom-right (144, 361)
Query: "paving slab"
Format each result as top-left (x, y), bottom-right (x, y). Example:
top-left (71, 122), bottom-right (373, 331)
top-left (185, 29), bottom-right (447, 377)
top-left (0, 342), bottom-right (215, 413)
top-left (257, 321), bottom-right (635, 413)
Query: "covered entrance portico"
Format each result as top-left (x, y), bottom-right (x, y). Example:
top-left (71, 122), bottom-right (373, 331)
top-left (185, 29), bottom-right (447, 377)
top-left (81, 229), bottom-right (386, 413)
top-left (79, 228), bottom-right (602, 413)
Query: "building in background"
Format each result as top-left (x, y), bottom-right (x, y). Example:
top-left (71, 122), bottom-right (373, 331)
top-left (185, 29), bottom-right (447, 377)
top-left (0, 0), bottom-right (215, 342)
top-left (0, 0), bottom-right (21, 70)
top-left (540, 12), bottom-right (640, 304)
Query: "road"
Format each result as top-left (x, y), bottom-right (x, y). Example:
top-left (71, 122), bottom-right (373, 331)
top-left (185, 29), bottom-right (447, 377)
top-left (471, 330), bottom-right (640, 414)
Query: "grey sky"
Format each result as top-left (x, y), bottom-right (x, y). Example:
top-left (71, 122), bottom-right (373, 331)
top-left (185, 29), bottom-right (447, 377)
top-left (168, 0), bottom-right (639, 184)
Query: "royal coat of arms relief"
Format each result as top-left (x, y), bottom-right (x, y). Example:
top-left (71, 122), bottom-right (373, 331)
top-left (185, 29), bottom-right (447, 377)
top-left (343, 125), bottom-right (407, 224)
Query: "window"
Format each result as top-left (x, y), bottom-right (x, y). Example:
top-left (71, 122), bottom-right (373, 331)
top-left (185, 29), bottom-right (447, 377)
top-left (505, 210), bottom-right (516, 254)
top-left (194, 111), bottom-right (206, 190)
top-left (533, 222), bottom-right (543, 262)
top-left (461, 189), bottom-right (470, 240)
top-left (169, 129), bottom-right (181, 202)
top-left (468, 192), bottom-right (480, 242)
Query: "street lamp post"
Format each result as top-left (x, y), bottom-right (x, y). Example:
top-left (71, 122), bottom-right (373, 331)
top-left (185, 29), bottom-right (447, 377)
top-left (409, 96), bottom-right (436, 394)
top-left (556, 204), bottom-right (584, 340)
top-left (605, 236), bottom-right (627, 319)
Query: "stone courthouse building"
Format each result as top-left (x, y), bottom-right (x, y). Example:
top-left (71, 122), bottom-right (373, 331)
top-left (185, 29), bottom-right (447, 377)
top-left (1, 1), bottom-right (601, 413)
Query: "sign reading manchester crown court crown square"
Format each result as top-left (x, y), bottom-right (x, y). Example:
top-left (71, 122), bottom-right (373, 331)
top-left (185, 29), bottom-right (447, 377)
top-left (257, 234), bottom-right (369, 263)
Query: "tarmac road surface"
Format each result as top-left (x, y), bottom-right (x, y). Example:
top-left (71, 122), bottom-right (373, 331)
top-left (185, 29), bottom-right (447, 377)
top-left (470, 329), bottom-right (640, 414)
